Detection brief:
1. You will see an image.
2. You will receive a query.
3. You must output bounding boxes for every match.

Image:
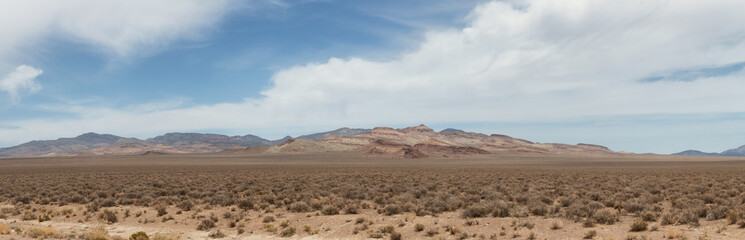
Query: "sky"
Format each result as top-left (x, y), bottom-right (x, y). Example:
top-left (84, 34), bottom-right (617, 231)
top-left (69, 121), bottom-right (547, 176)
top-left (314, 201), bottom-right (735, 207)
top-left (1, 0), bottom-right (745, 154)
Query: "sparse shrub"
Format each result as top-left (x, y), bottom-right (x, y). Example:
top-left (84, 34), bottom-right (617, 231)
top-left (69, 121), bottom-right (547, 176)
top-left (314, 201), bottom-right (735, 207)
top-left (492, 201), bottom-right (512, 218)
top-left (264, 224), bottom-right (277, 233)
top-left (592, 209), bottom-right (618, 224)
top-left (414, 223), bottom-right (425, 232)
top-left (630, 219), bottom-right (648, 232)
top-left (583, 230), bottom-right (597, 239)
top-left (382, 204), bottom-right (403, 216)
top-left (289, 202), bottom-right (310, 212)
top-left (582, 219), bottom-right (596, 228)
top-left (238, 199), bottom-right (253, 210)
top-left (462, 205), bottom-right (490, 218)
top-left (322, 205), bottom-right (340, 215)
top-left (38, 213), bottom-right (51, 222)
top-left (727, 210), bottom-right (740, 225)
top-left (155, 204), bottom-right (168, 217)
top-left (518, 220), bottom-right (535, 229)
top-left (527, 232), bottom-right (536, 240)
top-left (25, 227), bottom-right (57, 238)
top-left (263, 215), bottom-right (275, 223)
top-left (130, 231), bottom-right (150, 240)
top-left (177, 200), bottom-right (194, 211)
top-left (660, 212), bottom-right (675, 225)
top-left (641, 211), bottom-right (657, 222)
top-left (558, 197), bottom-right (574, 207)
top-left (307, 199), bottom-right (321, 210)
top-left (151, 234), bottom-right (181, 240)
top-left (344, 204), bottom-right (359, 214)
top-left (528, 202), bottom-right (547, 216)
top-left (380, 225), bottom-right (395, 234)
top-left (22, 212), bottom-right (36, 221)
top-left (303, 225), bottom-right (318, 235)
top-left (661, 209), bottom-right (699, 225)
top-left (624, 200), bottom-right (647, 214)
top-left (100, 209), bottom-right (118, 224)
top-left (550, 221), bottom-right (562, 230)
top-left (426, 228), bottom-right (439, 237)
top-left (649, 224), bottom-right (659, 231)
top-left (280, 227), bottom-right (295, 237)
top-left (85, 227), bottom-right (110, 240)
top-left (197, 219), bottom-right (216, 231)
top-left (390, 231), bottom-right (402, 240)
top-left (208, 230), bottom-right (225, 238)
top-left (369, 232), bottom-right (384, 238)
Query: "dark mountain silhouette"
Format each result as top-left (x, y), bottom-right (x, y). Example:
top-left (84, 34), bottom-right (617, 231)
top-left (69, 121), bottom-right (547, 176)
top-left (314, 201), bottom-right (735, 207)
top-left (673, 145), bottom-right (745, 157)
top-left (439, 128), bottom-right (464, 132)
top-left (720, 145), bottom-right (745, 156)
top-left (672, 150), bottom-right (719, 156)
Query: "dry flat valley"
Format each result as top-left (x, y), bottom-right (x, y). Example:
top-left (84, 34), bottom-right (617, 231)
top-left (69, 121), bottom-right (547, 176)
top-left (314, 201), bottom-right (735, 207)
top-left (1, 153), bottom-right (745, 240)
top-left (0, 126), bottom-right (744, 239)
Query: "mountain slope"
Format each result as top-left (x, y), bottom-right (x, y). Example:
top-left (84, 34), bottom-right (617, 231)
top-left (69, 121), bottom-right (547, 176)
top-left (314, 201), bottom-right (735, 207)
top-left (673, 145), bottom-right (745, 157)
top-left (271, 124), bottom-right (617, 158)
top-left (146, 133), bottom-right (275, 148)
top-left (0, 133), bottom-right (122, 157)
top-left (0, 132), bottom-right (287, 157)
top-left (297, 128), bottom-right (370, 141)
top-left (672, 150), bottom-right (719, 156)
top-left (720, 145), bottom-right (745, 156)
top-left (1, 125), bottom-right (622, 158)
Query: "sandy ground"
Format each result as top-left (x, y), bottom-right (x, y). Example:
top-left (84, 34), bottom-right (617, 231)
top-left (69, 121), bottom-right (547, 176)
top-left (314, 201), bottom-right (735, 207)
top-left (1, 203), bottom-right (745, 240)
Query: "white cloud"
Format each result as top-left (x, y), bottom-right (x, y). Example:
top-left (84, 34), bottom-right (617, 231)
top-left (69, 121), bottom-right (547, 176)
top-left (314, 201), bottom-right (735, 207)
top-left (0, 65), bottom-right (43, 101)
top-left (0, 0), bottom-right (234, 102)
top-left (0, 0), bottom-right (232, 60)
top-left (3, 0), bottom-right (745, 153)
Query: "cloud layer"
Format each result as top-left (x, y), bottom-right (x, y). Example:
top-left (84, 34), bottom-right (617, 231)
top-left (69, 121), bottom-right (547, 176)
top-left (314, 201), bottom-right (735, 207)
top-left (2, 0), bottom-right (745, 153)
top-left (0, 65), bottom-right (43, 101)
top-left (0, 0), bottom-right (233, 101)
top-left (0, 0), bottom-right (231, 58)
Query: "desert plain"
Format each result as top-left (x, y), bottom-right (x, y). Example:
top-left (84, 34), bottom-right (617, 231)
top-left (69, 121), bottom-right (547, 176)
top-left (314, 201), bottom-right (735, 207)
top-left (1, 152), bottom-right (745, 240)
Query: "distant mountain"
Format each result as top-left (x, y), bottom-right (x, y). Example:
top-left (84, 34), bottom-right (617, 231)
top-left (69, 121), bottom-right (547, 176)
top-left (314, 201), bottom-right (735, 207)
top-left (673, 145), bottom-right (745, 157)
top-left (271, 124), bottom-right (617, 158)
top-left (297, 128), bottom-right (370, 141)
top-left (146, 133), bottom-right (275, 148)
top-left (672, 150), bottom-right (719, 156)
top-left (439, 128), bottom-right (464, 132)
top-left (0, 125), bottom-right (621, 158)
top-left (720, 145), bottom-right (745, 157)
top-left (0, 133), bottom-right (122, 157)
top-left (0, 132), bottom-right (290, 158)
top-left (268, 136), bottom-right (293, 145)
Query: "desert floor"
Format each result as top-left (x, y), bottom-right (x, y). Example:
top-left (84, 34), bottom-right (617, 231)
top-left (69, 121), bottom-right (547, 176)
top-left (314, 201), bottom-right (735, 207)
top-left (1, 152), bottom-right (745, 239)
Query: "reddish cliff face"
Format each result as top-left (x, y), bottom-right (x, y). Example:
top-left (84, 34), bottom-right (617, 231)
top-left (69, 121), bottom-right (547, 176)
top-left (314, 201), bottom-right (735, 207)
top-left (314, 125), bottom-right (617, 158)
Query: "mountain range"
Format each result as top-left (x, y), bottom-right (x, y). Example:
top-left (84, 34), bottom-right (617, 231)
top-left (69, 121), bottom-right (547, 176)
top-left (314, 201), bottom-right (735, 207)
top-left (673, 145), bottom-right (745, 157)
top-left (0, 127), bottom-right (369, 158)
top-left (254, 125), bottom-right (617, 158)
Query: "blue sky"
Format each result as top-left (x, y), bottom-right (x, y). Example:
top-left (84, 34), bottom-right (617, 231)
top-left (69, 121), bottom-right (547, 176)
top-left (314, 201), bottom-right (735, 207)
top-left (2, 0), bottom-right (745, 154)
